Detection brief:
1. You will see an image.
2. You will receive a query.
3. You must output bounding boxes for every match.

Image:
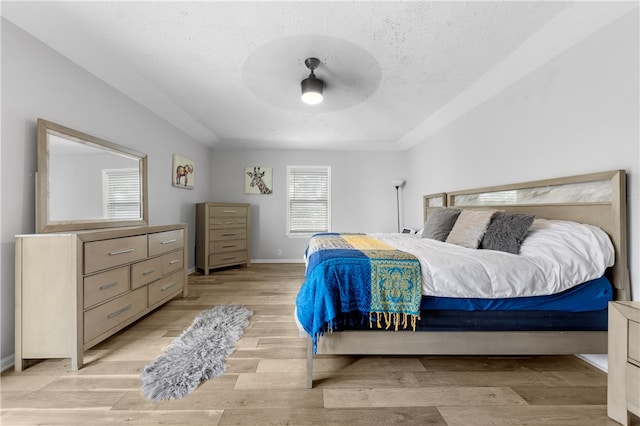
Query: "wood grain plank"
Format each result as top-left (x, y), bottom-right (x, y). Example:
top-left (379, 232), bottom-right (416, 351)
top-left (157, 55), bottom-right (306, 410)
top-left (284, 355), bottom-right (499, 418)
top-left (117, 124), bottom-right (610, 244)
top-left (511, 386), bottom-right (607, 405)
top-left (218, 407), bottom-right (447, 425)
top-left (324, 387), bottom-right (526, 408)
top-left (438, 405), bottom-right (619, 426)
top-left (1, 391), bottom-right (126, 409)
top-left (0, 410), bottom-right (223, 425)
top-left (414, 370), bottom-right (569, 387)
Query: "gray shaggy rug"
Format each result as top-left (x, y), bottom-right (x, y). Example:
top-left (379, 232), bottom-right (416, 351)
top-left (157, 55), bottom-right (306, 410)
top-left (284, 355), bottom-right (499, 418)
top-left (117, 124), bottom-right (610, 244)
top-left (140, 304), bottom-right (253, 401)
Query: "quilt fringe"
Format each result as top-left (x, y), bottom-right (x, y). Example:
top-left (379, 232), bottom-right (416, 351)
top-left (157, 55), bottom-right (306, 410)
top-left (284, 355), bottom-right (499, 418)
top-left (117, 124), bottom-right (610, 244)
top-left (314, 310), bottom-right (418, 353)
top-left (370, 311), bottom-right (418, 331)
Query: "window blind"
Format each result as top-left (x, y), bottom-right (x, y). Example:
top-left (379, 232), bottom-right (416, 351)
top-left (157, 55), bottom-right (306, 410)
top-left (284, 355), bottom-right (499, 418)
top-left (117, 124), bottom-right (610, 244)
top-left (477, 190), bottom-right (518, 204)
top-left (103, 168), bottom-right (141, 219)
top-left (287, 166), bottom-right (330, 235)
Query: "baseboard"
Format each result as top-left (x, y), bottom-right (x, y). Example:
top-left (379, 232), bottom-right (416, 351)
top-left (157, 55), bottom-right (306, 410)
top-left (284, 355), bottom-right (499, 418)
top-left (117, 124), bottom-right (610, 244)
top-left (251, 259), bottom-right (305, 264)
top-left (575, 354), bottom-right (608, 372)
top-left (1, 354), bottom-right (15, 373)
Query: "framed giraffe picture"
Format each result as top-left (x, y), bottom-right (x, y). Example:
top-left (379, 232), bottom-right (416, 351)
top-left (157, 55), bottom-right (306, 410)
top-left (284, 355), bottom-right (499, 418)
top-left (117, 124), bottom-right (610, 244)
top-left (245, 166), bottom-right (273, 194)
top-left (172, 154), bottom-right (195, 189)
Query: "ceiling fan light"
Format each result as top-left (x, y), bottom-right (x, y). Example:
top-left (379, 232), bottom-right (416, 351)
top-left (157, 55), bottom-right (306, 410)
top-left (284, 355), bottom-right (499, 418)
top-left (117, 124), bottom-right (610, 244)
top-left (301, 75), bottom-right (324, 105)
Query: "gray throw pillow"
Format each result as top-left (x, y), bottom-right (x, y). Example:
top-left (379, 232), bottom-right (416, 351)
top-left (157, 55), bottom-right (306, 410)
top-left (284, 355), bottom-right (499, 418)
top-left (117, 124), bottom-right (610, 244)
top-left (481, 212), bottom-right (535, 254)
top-left (421, 208), bottom-right (461, 241)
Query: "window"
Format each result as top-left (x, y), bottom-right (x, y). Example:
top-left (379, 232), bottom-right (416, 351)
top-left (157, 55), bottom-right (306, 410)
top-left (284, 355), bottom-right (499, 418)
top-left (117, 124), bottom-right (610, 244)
top-left (287, 166), bottom-right (331, 236)
top-left (103, 168), bottom-right (141, 218)
top-left (477, 190), bottom-right (518, 205)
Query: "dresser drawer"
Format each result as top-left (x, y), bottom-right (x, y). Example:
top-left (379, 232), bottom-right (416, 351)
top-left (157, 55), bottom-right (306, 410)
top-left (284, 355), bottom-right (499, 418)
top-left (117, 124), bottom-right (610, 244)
top-left (210, 217), bottom-right (247, 229)
top-left (83, 266), bottom-right (130, 309)
top-left (210, 239), bottom-right (247, 254)
top-left (84, 286), bottom-right (147, 343)
top-left (131, 257), bottom-right (163, 290)
top-left (209, 206), bottom-right (247, 217)
top-left (210, 229), bottom-right (247, 241)
top-left (148, 229), bottom-right (184, 256)
top-left (209, 252), bottom-right (248, 267)
top-left (84, 235), bottom-right (147, 274)
top-left (148, 271), bottom-right (184, 307)
top-left (629, 320), bottom-right (639, 364)
top-left (161, 250), bottom-right (184, 276)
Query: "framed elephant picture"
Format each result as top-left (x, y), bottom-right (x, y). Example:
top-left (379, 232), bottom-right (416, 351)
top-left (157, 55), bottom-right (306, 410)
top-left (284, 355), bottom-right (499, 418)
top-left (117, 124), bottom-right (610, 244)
top-left (172, 154), bottom-right (195, 189)
top-left (245, 166), bottom-right (273, 194)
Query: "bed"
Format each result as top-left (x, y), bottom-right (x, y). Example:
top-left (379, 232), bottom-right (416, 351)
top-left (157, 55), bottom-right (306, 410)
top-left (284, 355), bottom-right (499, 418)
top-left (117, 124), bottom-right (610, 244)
top-left (295, 170), bottom-right (629, 388)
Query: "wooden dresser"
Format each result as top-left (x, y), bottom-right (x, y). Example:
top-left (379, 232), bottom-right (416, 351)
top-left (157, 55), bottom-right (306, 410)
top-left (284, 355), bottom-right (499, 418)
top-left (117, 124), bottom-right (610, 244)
top-left (608, 301), bottom-right (640, 425)
top-left (196, 202), bottom-right (250, 275)
top-left (15, 224), bottom-right (188, 371)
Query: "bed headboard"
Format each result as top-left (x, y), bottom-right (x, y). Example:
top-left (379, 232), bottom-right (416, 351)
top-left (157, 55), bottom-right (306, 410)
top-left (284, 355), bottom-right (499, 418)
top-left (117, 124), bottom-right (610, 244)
top-left (422, 170), bottom-right (629, 301)
top-left (423, 192), bottom-right (447, 217)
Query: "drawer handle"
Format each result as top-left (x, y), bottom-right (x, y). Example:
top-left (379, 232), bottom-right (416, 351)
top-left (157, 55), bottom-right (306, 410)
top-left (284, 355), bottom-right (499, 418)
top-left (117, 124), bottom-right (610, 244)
top-left (161, 282), bottom-right (177, 292)
top-left (224, 221), bottom-right (235, 225)
top-left (109, 248), bottom-right (134, 256)
top-left (161, 239), bottom-right (177, 245)
top-left (107, 304), bottom-right (132, 319)
top-left (99, 281), bottom-right (118, 291)
top-left (168, 260), bottom-right (180, 265)
top-left (222, 233), bottom-right (237, 237)
top-left (223, 210), bottom-right (237, 213)
top-left (222, 244), bottom-right (236, 248)
top-left (223, 256), bottom-right (236, 260)
top-left (142, 269), bottom-right (155, 276)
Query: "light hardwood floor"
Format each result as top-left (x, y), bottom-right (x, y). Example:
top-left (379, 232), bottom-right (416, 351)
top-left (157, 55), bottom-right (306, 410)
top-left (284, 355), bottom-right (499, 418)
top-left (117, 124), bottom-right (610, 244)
top-left (1, 263), bottom-right (636, 425)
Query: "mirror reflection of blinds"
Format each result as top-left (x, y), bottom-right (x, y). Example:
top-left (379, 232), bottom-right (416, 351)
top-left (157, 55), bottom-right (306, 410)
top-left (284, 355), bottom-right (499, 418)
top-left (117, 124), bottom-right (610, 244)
top-left (103, 168), bottom-right (141, 219)
top-left (288, 166), bottom-right (330, 234)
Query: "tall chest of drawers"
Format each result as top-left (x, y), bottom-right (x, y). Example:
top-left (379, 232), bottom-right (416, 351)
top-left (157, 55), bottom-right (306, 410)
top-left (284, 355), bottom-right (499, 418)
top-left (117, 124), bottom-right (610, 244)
top-left (196, 202), bottom-right (250, 274)
top-left (15, 224), bottom-right (188, 371)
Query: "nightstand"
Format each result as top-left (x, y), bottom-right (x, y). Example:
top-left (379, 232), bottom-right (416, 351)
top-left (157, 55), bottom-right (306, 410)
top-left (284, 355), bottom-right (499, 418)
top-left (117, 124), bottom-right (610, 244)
top-left (608, 301), bottom-right (640, 425)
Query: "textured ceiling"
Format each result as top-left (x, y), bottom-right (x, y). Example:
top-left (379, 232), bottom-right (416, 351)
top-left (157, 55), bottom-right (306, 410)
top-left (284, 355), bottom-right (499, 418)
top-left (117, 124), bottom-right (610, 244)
top-left (2, 1), bottom-right (635, 151)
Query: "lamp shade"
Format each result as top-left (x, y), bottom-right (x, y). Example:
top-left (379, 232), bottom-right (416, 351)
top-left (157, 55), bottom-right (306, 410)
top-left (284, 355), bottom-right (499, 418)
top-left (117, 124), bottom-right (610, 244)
top-left (391, 179), bottom-right (405, 188)
top-left (301, 74), bottom-right (324, 105)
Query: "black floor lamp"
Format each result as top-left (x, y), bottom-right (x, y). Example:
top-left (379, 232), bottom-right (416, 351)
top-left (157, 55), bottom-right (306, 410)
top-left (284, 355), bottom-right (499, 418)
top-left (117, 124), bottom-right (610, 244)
top-left (391, 179), bottom-right (405, 232)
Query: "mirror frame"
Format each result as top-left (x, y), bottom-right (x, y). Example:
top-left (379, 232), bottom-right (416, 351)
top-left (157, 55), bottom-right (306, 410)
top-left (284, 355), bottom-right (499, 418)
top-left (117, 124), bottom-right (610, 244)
top-left (36, 118), bottom-right (149, 233)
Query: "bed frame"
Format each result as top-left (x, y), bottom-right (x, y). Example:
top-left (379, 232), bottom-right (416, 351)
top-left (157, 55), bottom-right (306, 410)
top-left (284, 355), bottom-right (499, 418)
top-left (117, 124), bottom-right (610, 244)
top-left (306, 170), bottom-right (629, 388)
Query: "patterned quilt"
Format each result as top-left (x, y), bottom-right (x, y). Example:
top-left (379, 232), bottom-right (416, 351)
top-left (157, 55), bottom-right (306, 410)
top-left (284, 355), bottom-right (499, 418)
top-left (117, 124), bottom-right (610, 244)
top-left (295, 233), bottom-right (422, 352)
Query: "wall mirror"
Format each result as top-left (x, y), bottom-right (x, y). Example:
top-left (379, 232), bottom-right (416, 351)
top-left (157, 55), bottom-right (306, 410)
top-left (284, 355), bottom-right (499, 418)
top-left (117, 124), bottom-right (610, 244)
top-left (36, 118), bottom-right (148, 233)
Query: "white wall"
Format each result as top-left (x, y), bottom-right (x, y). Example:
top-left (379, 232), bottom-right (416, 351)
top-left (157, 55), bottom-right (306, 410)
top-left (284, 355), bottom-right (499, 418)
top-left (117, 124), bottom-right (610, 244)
top-left (404, 10), bottom-right (638, 370)
top-left (404, 9), bottom-right (639, 302)
top-left (0, 20), bottom-right (211, 369)
top-left (209, 150), bottom-right (406, 261)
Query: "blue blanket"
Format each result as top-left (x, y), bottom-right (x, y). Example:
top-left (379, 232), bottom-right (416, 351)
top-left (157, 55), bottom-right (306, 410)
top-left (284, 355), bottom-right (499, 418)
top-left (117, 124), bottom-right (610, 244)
top-left (296, 233), bottom-right (422, 352)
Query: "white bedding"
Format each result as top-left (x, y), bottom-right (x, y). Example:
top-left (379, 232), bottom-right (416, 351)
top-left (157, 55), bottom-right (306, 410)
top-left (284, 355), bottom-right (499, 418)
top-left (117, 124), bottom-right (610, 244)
top-left (370, 219), bottom-right (614, 299)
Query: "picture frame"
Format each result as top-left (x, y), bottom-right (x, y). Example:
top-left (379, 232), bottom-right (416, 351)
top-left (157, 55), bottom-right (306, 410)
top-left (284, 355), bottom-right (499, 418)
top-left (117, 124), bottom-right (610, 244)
top-left (244, 166), bottom-right (273, 194)
top-left (172, 154), bottom-right (195, 189)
